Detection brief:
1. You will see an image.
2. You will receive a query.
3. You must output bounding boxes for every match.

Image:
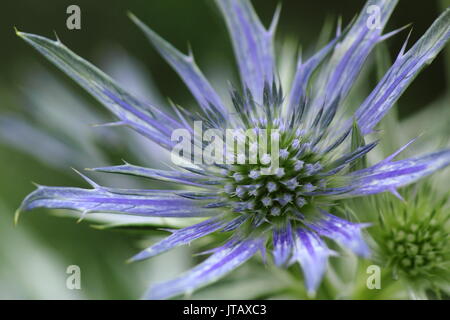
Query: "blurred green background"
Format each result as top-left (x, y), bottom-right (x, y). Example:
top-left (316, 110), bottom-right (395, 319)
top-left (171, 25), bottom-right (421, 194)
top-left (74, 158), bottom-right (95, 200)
top-left (0, 0), bottom-right (449, 299)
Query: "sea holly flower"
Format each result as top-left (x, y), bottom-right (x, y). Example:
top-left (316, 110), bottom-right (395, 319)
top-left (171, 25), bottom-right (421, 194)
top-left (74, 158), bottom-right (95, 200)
top-left (15, 0), bottom-right (450, 299)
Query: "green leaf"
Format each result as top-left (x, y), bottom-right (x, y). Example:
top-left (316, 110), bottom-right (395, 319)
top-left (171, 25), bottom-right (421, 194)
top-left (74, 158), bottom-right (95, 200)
top-left (350, 119), bottom-right (366, 171)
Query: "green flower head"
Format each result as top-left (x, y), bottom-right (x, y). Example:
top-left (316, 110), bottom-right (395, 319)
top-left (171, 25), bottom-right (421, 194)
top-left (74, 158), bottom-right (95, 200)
top-left (370, 184), bottom-right (450, 296)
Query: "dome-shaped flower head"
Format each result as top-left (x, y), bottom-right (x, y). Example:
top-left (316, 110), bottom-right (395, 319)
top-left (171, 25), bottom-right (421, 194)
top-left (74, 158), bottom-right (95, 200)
top-left (367, 184), bottom-right (450, 298)
top-left (16, 0), bottom-right (450, 299)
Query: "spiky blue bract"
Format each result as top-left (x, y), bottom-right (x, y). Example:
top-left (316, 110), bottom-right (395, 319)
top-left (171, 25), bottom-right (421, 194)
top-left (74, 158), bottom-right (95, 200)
top-left (129, 217), bottom-right (228, 262)
top-left (17, 0), bottom-right (450, 299)
top-left (147, 236), bottom-right (263, 299)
